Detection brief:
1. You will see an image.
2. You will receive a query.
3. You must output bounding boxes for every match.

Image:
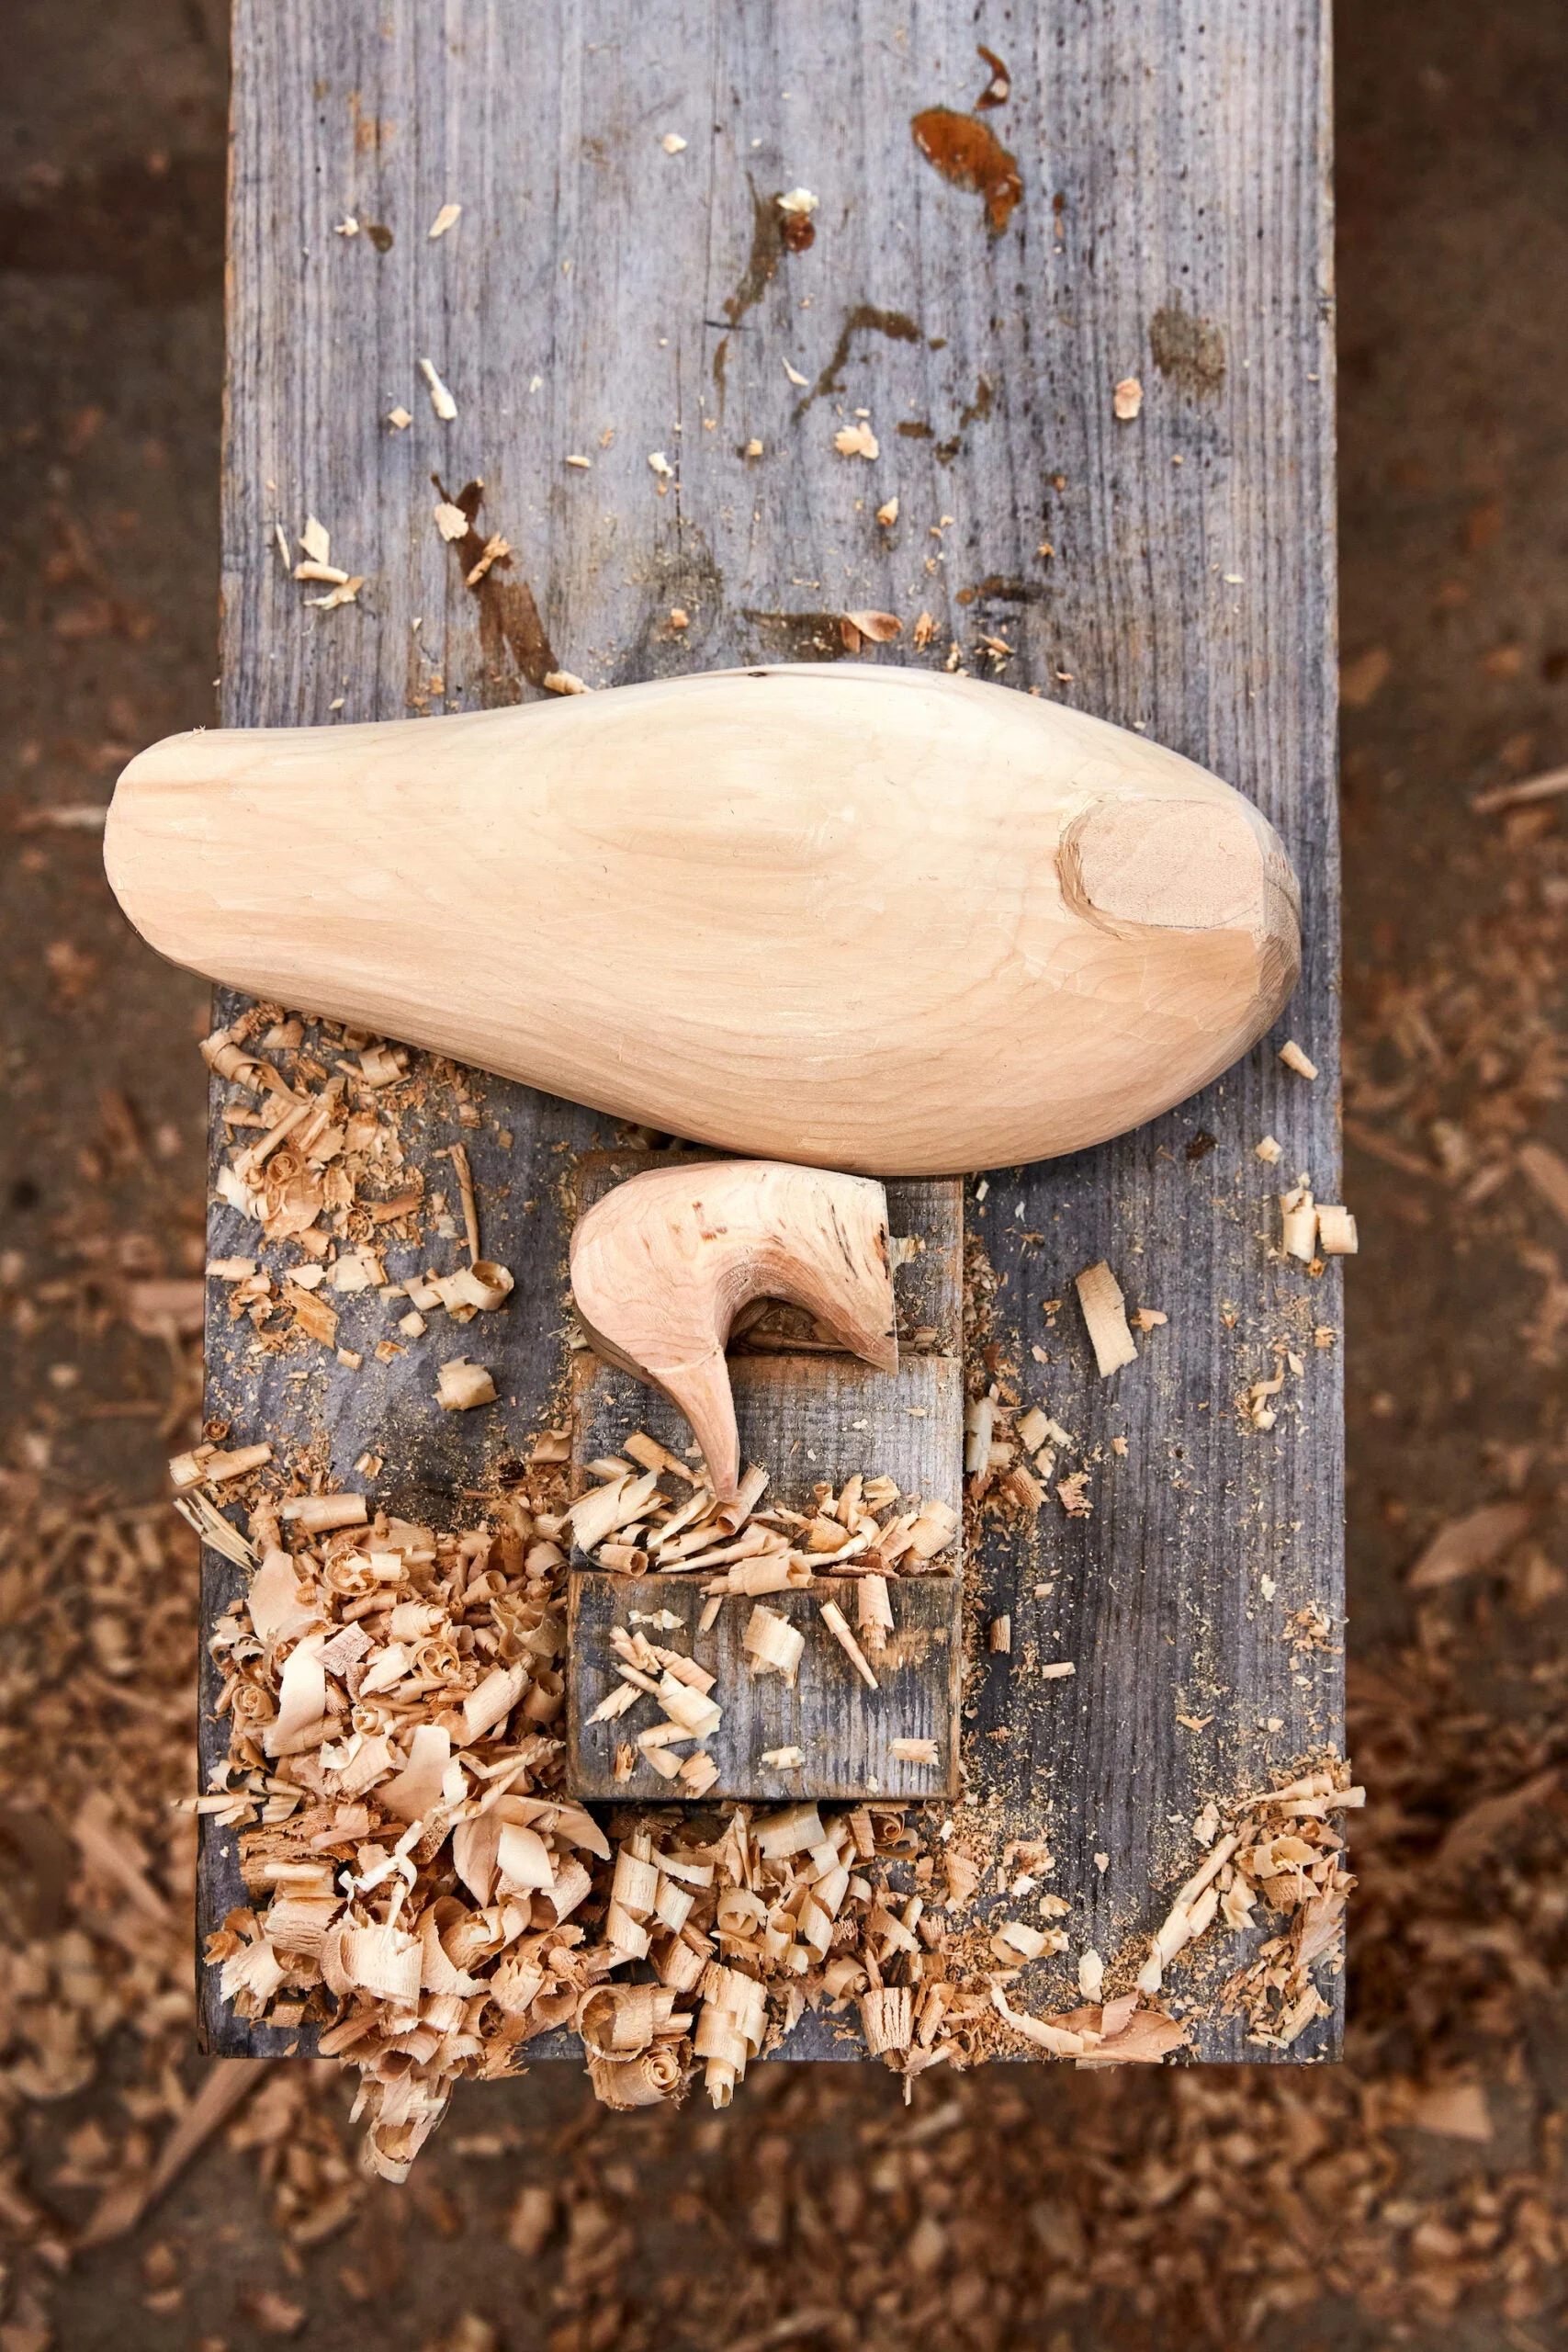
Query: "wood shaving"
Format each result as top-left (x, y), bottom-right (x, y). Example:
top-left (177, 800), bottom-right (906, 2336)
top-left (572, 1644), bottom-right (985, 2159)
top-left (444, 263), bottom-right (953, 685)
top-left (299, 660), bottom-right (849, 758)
top-left (1075, 1260), bottom-right (1138, 1376)
top-left (574, 1433), bottom-right (957, 1584)
top-left (840, 609), bottom-right (902, 650)
top-left (1519, 1139), bottom-right (1568, 1223)
top-left (304, 579), bottom-right (362, 611)
top-left (427, 202), bottom-right (462, 240)
top-left (1279, 1038), bottom-right (1319, 1080)
top-left (543, 671), bottom-right (589, 695)
top-left (1315, 1204), bottom-right (1359, 1254)
top-left (819, 1600), bottom-right (879, 1690)
top-left (834, 421), bottom-right (880, 460)
top-left (1280, 1184), bottom-right (1318, 1261)
top-left (660, 132), bottom-right (688, 154)
top-left (418, 357), bottom-right (458, 421)
top-left (1113, 377), bottom-right (1144, 420)
top-left (435, 1359), bottom-right (496, 1411)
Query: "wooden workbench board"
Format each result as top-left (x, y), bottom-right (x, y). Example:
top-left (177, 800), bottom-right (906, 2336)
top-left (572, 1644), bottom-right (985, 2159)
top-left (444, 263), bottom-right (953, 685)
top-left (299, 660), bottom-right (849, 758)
top-left (201, 0), bottom-right (1341, 2064)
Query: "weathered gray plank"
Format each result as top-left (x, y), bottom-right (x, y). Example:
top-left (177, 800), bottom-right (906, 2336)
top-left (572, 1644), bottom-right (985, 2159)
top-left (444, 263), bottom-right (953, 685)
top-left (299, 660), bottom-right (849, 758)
top-left (205, 0), bottom-right (1339, 2063)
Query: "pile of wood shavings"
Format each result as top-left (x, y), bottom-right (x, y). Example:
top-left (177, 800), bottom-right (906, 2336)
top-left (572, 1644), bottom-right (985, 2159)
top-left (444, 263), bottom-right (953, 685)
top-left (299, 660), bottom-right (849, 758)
top-left (570, 1433), bottom-right (959, 1584)
top-left (197, 1465), bottom-right (1221, 2180)
top-left (200, 1004), bottom-right (513, 1372)
top-left (572, 1442), bottom-right (960, 1786)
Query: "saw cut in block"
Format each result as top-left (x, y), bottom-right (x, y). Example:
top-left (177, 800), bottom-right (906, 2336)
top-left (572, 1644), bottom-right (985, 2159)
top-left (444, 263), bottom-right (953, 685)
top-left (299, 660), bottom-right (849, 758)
top-left (566, 1151), bottom-right (964, 1803)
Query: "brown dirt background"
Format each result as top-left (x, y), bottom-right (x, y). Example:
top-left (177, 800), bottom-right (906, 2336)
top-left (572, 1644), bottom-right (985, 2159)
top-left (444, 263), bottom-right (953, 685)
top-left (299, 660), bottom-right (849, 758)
top-left (3, 1), bottom-right (1567, 2346)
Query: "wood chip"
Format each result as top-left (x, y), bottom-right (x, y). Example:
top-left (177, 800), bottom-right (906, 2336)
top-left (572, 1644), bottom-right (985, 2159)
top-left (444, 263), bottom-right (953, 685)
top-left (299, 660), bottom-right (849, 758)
top-left (840, 609), bottom-right (902, 651)
top-left (1520, 1139), bottom-right (1568, 1224)
top-left (434, 503), bottom-right (470, 540)
top-left (466, 532), bottom-right (510, 585)
top-left (889, 1737), bottom-right (939, 1765)
top-left (1113, 376), bottom-right (1144, 419)
top-left (1407, 1499), bottom-right (1531, 1589)
top-left (427, 201), bottom-right (463, 239)
top-left (1279, 1038), bottom-right (1318, 1080)
top-left (819, 1600), bottom-right (879, 1690)
top-left (857, 1574), bottom-right (894, 1655)
top-left (1315, 1204), bottom-right (1359, 1254)
top-left (741, 1604), bottom-right (805, 1683)
top-left (1280, 1184), bottom-right (1318, 1261)
top-left (435, 1359), bottom-right (497, 1411)
top-left (989, 1984), bottom-right (1099, 2057)
top-left (1076, 1261), bottom-right (1138, 1375)
top-left (419, 356), bottom-right (458, 420)
top-left (834, 420), bottom-right (880, 460)
top-left (1472, 761), bottom-right (1568, 813)
top-left (279, 1491), bottom-right (367, 1531)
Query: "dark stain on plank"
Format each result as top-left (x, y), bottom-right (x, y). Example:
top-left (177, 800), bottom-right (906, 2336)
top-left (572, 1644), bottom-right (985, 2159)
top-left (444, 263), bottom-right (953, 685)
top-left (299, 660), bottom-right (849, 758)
top-left (712, 179), bottom-right (789, 414)
top-left (910, 107), bottom-right (1022, 232)
top-left (956, 573), bottom-right (1050, 606)
top-left (742, 609), bottom-right (855, 661)
top-left (938, 376), bottom-right (995, 462)
top-left (1150, 299), bottom-right (1227, 399)
top-left (435, 474), bottom-right (558, 699)
top-left (893, 376), bottom-right (995, 463)
top-left (795, 304), bottom-right (925, 413)
top-left (974, 45), bottom-right (1010, 109)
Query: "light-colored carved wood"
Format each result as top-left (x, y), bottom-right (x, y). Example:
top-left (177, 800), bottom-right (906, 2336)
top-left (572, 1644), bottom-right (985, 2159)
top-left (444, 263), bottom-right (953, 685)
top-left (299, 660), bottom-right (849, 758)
top-left (569, 1151), bottom-right (963, 1804)
top-left (570, 1159), bottom-right (898, 1503)
top-left (106, 666), bottom-right (1300, 1176)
